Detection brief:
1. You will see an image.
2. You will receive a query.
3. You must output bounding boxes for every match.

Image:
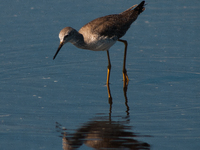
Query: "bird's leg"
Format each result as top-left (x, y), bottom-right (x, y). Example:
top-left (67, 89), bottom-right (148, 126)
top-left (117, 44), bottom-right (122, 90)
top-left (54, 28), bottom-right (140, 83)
top-left (106, 50), bottom-right (112, 102)
top-left (107, 82), bottom-right (112, 108)
top-left (106, 50), bottom-right (111, 86)
top-left (118, 39), bottom-right (129, 84)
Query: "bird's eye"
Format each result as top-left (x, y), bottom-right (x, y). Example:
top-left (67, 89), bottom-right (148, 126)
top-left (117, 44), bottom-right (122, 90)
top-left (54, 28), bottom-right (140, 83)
top-left (64, 35), bottom-right (68, 40)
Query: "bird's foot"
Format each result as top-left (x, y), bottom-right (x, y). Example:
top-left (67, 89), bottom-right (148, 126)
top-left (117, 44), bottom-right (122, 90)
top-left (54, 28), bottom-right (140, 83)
top-left (123, 70), bottom-right (129, 86)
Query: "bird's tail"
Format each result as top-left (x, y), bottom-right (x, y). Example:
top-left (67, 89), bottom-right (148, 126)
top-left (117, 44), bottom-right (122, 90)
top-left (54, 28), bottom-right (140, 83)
top-left (134, 1), bottom-right (146, 14)
top-left (120, 1), bottom-right (146, 24)
top-left (121, 1), bottom-right (146, 15)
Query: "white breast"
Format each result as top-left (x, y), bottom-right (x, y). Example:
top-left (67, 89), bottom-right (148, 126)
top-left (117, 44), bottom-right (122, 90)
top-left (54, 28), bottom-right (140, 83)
top-left (85, 34), bottom-right (118, 51)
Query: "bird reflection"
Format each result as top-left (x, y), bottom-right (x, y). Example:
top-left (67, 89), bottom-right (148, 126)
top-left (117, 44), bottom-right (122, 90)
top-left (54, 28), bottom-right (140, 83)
top-left (56, 116), bottom-right (150, 150)
top-left (56, 83), bottom-right (150, 150)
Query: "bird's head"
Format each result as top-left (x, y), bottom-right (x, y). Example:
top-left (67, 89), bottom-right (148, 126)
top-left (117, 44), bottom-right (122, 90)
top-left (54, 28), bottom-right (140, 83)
top-left (53, 27), bottom-right (76, 60)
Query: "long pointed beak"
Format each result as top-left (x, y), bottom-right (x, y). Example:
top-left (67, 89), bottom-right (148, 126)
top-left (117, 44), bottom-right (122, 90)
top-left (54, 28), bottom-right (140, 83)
top-left (53, 42), bottom-right (64, 60)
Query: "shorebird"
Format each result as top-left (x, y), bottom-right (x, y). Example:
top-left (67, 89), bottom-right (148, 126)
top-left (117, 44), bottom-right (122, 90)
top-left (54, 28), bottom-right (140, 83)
top-left (53, 1), bottom-right (145, 85)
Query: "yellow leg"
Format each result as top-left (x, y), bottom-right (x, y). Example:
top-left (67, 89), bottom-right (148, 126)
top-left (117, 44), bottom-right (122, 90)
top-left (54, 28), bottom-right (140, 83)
top-left (106, 50), bottom-right (111, 85)
top-left (107, 82), bottom-right (112, 104)
top-left (106, 50), bottom-right (112, 102)
top-left (118, 39), bottom-right (129, 84)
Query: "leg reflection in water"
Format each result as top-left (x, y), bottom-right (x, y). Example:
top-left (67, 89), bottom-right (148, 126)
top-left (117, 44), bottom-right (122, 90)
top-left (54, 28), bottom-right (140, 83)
top-left (107, 79), bottom-right (130, 116)
top-left (56, 81), bottom-right (151, 150)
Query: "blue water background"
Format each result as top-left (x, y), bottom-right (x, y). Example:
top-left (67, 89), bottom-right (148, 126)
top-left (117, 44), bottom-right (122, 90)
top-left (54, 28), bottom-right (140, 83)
top-left (0, 0), bottom-right (200, 149)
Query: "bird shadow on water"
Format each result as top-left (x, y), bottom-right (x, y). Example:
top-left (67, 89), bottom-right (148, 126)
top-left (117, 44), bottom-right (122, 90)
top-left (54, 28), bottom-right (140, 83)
top-left (56, 82), bottom-right (151, 150)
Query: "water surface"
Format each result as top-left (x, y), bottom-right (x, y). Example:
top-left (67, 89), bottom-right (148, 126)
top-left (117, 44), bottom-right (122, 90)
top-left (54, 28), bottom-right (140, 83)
top-left (0, 0), bottom-right (200, 149)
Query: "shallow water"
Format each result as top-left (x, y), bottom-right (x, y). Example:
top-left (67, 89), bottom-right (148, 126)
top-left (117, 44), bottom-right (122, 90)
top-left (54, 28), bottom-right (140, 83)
top-left (1, 0), bottom-right (200, 149)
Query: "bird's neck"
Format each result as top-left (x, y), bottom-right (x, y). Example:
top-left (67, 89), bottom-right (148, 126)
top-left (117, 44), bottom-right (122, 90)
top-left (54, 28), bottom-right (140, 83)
top-left (69, 31), bottom-right (87, 49)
